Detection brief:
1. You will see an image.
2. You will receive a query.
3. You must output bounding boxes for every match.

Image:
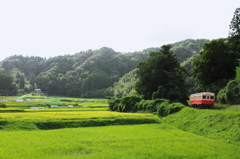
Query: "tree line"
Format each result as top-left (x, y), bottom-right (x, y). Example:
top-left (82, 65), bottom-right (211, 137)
top-left (0, 39), bottom-right (207, 97)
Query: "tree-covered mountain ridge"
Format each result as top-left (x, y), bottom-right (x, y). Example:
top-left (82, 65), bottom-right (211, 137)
top-left (0, 39), bottom-right (209, 97)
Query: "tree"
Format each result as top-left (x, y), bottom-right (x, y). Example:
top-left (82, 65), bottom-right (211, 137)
top-left (229, 8), bottom-right (240, 38)
top-left (19, 76), bottom-right (25, 89)
top-left (0, 73), bottom-right (17, 95)
top-left (192, 39), bottom-right (237, 92)
top-left (135, 45), bottom-right (188, 104)
top-left (228, 8), bottom-right (240, 59)
top-left (113, 69), bottom-right (138, 98)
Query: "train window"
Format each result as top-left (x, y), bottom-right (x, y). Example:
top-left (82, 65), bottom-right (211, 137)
top-left (202, 95), bottom-right (206, 99)
top-left (207, 96), bottom-right (209, 99)
top-left (210, 96), bottom-right (214, 100)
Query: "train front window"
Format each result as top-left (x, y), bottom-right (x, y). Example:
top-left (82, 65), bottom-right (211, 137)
top-left (210, 96), bottom-right (214, 100)
top-left (202, 95), bottom-right (206, 99)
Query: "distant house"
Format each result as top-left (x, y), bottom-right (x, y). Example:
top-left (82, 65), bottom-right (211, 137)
top-left (34, 89), bottom-right (42, 93)
top-left (67, 105), bottom-right (74, 108)
top-left (16, 100), bottom-right (24, 102)
top-left (30, 107), bottom-right (46, 109)
top-left (50, 105), bottom-right (58, 108)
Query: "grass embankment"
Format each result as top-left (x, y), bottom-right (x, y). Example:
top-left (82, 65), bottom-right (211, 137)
top-left (1, 124), bottom-right (240, 159)
top-left (164, 106), bottom-right (240, 145)
top-left (0, 112), bottom-right (159, 130)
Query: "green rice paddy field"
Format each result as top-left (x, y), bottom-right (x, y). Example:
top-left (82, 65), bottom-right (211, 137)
top-left (1, 124), bottom-right (240, 159)
top-left (0, 95), bottom-right (239, 158)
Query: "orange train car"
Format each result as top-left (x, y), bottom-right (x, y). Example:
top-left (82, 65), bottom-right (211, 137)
top-left (189, 92), bottom-right (215, 109)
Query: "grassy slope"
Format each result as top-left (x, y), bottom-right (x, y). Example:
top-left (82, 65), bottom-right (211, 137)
top-left (164, 107), bottom-right (240, 145)
top-left (0, 124), bottom-right (240, 159)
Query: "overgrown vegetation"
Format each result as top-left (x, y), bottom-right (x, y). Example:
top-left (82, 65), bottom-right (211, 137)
top-left (108, 96), bottom-right (185, 117)
top-left (0, 103), bottom-right (6, 108)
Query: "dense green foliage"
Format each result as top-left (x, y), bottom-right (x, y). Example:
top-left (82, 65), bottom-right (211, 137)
top-left (0, 103), bottom-right (6, 108)
top-left (192, 38), bottom-right (237, 93)
top-left (181, 54), bottom-right (199, 94)
top-left (217, 80), bottom-right (240, 104)
top-left (0, 73), bottom-right (17, 95)
top-left (171, 39), bottom-right (209, 62)
top-left (108, 96), bottom-right (185, 117)
top-left (0, 48), bottom-right (149, 97)
top-left (0, 39), bottom-right (208, 98)
top-left (136, 45), bottom-right (188, 104)
top-left (112, 39), bottom-right (209, 98)
top-left (113, 69), bottom-right (137, 98)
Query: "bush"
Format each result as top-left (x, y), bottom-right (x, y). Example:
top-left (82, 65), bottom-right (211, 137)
top-left (135, 99), bottom-right (168, 112)
top-left (217, 80), bottom-right (240, 104)
top-left (108, 97), bottom-right (121, 111)
top-left (157, 100), bottom-right (185, 117)
top-left (108, 95), bottom-right (184, 116)
top-left (0, 103), bottom-right (6, 108)
top-left (108, 95), bottom-right (141, 112)
top-left (119, 95), bottom-right (141, 112)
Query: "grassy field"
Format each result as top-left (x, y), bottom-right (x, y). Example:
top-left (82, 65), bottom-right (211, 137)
top-left (0, 95), bottom-right (240, 158)
top-left (1, 124), bottom-right (240, 159)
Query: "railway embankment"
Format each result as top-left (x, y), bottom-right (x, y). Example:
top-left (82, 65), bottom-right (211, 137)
top-left (164, 107), bottom-right (240, 145)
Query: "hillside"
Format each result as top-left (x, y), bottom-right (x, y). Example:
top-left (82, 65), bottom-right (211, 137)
top-left (0, 39), bottom-right (209, 97)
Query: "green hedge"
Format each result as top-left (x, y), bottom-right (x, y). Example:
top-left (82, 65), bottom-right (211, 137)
top-left (108, 96), bottom-right (185, 117)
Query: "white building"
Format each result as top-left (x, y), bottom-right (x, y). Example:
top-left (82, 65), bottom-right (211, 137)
top-left (34, 89), bottom-right (42, 93)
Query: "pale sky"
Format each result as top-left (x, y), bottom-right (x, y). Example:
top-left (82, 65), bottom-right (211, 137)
top-left (0, 0), bottom-right (239, 61)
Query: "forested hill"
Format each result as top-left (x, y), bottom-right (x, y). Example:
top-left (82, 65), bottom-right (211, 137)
top-left (0, 39), bottom-right (209, 97)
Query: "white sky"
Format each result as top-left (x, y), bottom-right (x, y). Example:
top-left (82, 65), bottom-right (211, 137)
top-left (0, 0), bottom-right (239, 61)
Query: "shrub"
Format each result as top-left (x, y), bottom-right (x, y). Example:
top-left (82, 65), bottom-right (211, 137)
top-left (119, 95), bottom-right (141, 112)
top-left (108, 97), bottom-right (120, 111)
top-left (135, 99), bottom-right (167, 112)
top-left (0, 103), bottom-right (6, 108)
top-left (157, 100), bottom-right (185, 117)
top-left (217, 80), bottom-right (240, 104)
